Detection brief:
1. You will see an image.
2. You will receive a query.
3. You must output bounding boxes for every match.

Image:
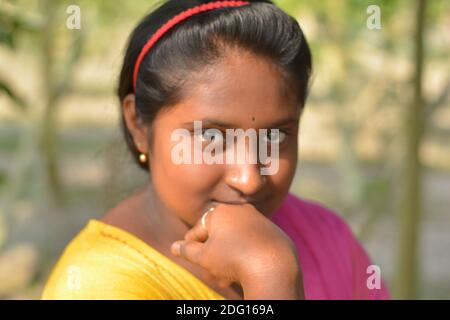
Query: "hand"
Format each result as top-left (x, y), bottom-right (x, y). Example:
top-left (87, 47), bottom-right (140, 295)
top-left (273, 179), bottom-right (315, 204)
top-left (170, 203), bottom-right (304, 299)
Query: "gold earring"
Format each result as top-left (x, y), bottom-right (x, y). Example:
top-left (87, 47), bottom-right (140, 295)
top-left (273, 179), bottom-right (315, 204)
top-left (139, 153), bottom-right (147, 163)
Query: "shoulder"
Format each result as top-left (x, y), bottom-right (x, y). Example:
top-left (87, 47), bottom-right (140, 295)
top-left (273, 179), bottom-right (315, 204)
top-left (273, 193), bottom-right (391, 299)
top-left (41, 220), bottom-right (172, 300)
top-left (273, 193), bottom-right (362, 276)
top-left (273, 193), bottom-right (353, 240)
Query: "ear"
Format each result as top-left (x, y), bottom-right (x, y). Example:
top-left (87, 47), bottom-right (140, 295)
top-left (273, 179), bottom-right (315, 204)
top-left (122, 94), bottom-right (149, 154)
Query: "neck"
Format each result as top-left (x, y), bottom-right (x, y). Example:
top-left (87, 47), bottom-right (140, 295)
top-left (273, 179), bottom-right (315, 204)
top-left (142, 182), bottom-right (191, 245)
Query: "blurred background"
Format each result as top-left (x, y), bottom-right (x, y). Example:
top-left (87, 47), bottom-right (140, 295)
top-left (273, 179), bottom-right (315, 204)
top-left (0, 0), bottom-right (449, 299)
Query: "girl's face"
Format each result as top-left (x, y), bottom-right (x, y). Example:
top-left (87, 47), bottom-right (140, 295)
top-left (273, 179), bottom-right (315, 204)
top-left (139, 50), bottom-right (300, 226)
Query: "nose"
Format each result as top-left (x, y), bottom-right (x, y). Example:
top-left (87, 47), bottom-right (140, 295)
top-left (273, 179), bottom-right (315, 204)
top-left (225, 162), bottom-right (267, 197)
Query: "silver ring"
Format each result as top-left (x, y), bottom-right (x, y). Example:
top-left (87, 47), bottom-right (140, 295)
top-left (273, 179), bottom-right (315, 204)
top-left (201, 207), bottom-right (215, 229)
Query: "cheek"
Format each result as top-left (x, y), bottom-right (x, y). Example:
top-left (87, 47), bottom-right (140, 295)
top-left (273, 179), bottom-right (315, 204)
top-left (267, 144), bottom-right (298, 195)
top-left (149, 134), bottom-right (223, 222)
top-left (269, 155), bottom-right (297, 194)
top-left (262, 154), bottom-right (297, 217)
top-left (274, 158), bottom-right (297, 186)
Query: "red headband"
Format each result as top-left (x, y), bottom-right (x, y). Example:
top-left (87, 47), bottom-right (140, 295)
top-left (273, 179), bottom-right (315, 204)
top-left (132, 1), bottom-right (251, 93)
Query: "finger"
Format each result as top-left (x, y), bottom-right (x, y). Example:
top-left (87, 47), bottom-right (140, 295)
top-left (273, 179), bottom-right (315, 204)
top-left (170, 240), bottom-right (206, 267)
top-left (203, 271), bottom-right (216, 283)
top-left (218, 278), bottom-right (233, 289)
top-left (184, 222), bottom-right (209, 242)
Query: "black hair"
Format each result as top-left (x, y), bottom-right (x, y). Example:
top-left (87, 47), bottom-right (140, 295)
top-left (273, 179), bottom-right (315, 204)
top-left (117, 0), bottom-right (312, 171)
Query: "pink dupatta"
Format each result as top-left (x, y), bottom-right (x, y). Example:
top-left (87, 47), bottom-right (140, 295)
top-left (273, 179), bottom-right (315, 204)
top-left (270, 193), bottom-right (391, 300)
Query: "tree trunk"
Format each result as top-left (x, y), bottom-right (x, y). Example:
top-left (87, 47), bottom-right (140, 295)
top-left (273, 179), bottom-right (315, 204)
top-left (39, 0), bottom-right (64, 205)
top-left (395, 0), bottom-right (427, 300)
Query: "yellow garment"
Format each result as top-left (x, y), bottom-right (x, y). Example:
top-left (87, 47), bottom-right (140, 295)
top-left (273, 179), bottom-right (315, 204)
top-left (41, 219), bottom-right (225, 300)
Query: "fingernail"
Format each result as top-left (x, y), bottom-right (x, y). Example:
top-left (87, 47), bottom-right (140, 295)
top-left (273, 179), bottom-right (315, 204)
top-left (171, 242), bottom-right (181, 256)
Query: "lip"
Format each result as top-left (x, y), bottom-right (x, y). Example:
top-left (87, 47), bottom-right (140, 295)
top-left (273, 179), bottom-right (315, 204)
top-left (211, 197), bottom-right (267, 206)
top-left (211, 200), bottom-right (247, 205)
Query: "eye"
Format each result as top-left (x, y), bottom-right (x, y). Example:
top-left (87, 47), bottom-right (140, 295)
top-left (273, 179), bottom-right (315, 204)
top-left (195, 128), bottom-right (224, 144)
top-left (261, 129), bottom-right (287, 144)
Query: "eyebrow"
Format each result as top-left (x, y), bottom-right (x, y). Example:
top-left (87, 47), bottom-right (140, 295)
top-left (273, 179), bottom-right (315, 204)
top-left (182, 117), bottom-right (299, 128)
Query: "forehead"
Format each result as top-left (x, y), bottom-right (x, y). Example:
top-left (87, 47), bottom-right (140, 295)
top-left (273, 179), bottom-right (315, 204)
top-left (160, 49), bottom-right (300, 127)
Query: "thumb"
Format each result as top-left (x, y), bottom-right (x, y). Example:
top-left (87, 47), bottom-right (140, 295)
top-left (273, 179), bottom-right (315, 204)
top-left (171, 240), bottom-right (206, 267)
